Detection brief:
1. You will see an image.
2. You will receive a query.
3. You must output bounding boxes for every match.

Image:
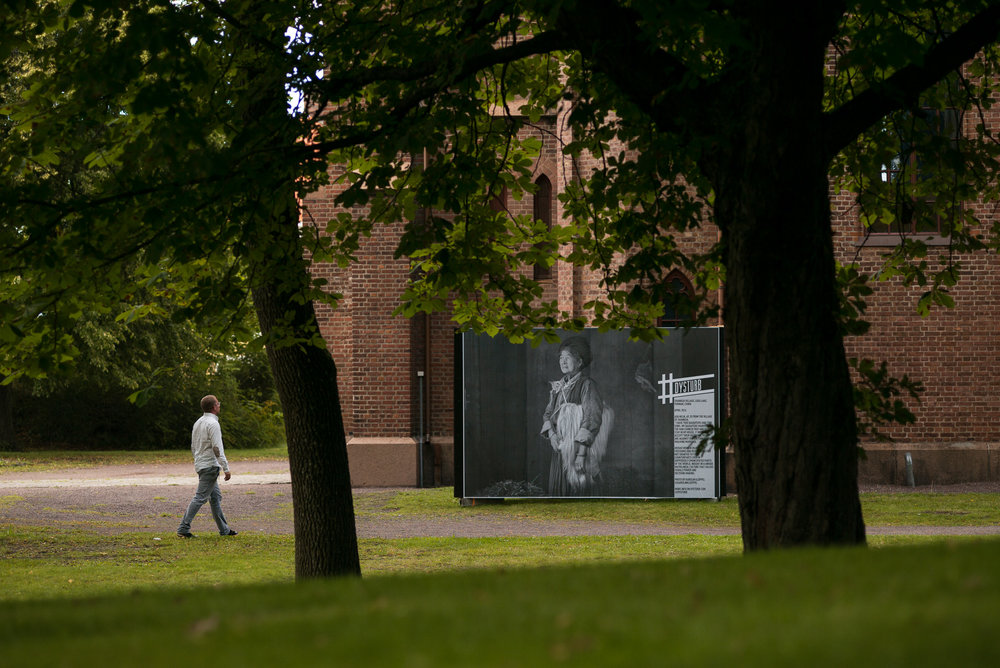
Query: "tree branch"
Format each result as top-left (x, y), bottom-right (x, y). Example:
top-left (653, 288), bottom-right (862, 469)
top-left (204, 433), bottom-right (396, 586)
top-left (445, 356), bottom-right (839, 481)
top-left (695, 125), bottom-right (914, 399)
top-left (195, 0), bottom-right (293, 62)
top-left (550, 0), bottom-right (705, 135)
top-left (823, 3), bottom-right (1000, 160)
top-left (312, 28), bottom-right (571, 102)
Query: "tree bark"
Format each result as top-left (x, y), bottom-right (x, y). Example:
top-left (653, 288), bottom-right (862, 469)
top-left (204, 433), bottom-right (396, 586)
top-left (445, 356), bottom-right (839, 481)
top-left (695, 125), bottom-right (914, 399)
top-left (229, 0), bottom-right (360, 577)
top-left (720, 172), bottom-right (866, 549)
top-left (712, 6), bottom-right (865, 549)
top-left (251, 201), bottom-right (361, 579)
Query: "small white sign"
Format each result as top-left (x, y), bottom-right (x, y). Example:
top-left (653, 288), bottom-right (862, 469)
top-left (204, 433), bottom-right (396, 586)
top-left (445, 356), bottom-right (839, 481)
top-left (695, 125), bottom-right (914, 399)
top-left (673, 392), bottom-right (716, 498)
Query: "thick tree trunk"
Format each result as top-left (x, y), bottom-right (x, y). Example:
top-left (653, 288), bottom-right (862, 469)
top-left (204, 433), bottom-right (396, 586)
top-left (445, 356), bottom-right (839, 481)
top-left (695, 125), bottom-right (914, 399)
top-left (228, 0), bottom-right (360, 577)
top-left (251, 203), bottom-right (361, 579)
top-left (721, 174), bottom-right (865, 549)
top-left (713, 6), bottom-right (865, 549)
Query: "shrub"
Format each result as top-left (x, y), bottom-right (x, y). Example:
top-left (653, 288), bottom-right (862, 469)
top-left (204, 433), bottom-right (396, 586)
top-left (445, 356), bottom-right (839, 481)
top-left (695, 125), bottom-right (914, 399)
top-left (8, 323), bottom-right (285, 450)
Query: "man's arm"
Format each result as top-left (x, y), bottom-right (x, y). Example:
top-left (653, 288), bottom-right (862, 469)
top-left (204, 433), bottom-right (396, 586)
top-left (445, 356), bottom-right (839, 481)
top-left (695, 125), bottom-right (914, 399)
top-left (210, 422), bottom-right (231, 477)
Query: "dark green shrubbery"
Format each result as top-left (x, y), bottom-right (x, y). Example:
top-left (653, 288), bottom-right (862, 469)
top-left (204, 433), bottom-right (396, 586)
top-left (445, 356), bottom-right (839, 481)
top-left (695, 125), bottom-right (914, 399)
top-left (6, 311), bottom-right (284, 451)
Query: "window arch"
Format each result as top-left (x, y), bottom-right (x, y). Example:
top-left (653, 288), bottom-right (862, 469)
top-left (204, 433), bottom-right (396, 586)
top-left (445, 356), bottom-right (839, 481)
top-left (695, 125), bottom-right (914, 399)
top-left (657, 269), bottom-right (695, 327)
top-left (532, 175), bottom-right (553, 280)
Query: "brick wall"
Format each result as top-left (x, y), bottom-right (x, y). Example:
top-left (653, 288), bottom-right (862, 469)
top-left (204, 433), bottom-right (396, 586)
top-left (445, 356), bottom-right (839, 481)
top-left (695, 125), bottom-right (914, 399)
top-left (302, 166), bottom-right (419, 440)
top-left (304, 95), bottom-right (1000, 486)
top-left (832, 190), bottom-right (1000, 446)
top-left (824, 53), bottom-right (1000, 458)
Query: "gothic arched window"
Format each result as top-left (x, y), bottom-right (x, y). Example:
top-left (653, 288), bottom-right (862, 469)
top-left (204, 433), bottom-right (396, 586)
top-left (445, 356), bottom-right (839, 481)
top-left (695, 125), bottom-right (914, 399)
top-left (532, 175), bottom-right (553, 280)
top-left (657, 269), bottom-right (695, 327)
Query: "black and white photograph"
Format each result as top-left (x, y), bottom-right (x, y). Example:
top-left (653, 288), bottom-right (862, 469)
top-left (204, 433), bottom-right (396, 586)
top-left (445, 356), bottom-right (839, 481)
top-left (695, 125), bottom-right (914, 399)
top-left (457, 328), bottom-right (724, 499)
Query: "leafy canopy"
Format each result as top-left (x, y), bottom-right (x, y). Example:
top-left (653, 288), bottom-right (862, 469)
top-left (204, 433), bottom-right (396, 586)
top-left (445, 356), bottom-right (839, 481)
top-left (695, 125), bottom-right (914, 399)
top-left (3, 2), bottom-right (999, 436)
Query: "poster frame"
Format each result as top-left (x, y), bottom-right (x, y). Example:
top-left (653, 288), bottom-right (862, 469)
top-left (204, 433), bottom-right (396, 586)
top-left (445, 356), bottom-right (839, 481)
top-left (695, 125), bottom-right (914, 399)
top-left (454, 327), bottom-right (726, 502)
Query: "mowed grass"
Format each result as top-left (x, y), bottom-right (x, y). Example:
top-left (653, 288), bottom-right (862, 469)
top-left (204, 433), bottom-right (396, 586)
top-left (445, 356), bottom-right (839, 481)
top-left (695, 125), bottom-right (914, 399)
top-left (3, 450), bottom-right (1000, 665)
top-left (0, 526), bottom-right (749, 601)
top-left (0, 520), bottom-right (980, 604)
top-left (2, 538), bottom-right (998, 667)
top-left (862, 492), bottom-right (1000, 525)
top-left (0, 527), bottom-right (295, 601)
top-left (2, 458), bottom-right (998, 604)
top-left (358, 485), bottom-right (1000, 527)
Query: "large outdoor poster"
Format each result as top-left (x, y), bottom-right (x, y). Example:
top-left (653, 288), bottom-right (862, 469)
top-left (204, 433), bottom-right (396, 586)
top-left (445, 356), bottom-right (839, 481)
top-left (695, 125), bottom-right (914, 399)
top-left (455, 328), bottom-right (724, 499)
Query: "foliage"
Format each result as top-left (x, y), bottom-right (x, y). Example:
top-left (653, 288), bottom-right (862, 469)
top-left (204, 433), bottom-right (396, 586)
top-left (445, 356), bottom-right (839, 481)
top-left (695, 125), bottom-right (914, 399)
top-left (305, 1), bottom-right (1000, 548)
top-left (835, 263), bottom-right (925, 443)
top-left (9, 354), bottom-right (284, 450)
top-left (5, 1), bottom-right (1000, 552)
top-left (0, 2), bottom-right (293, 452)
top-left (7, 307), bottom-right (283, 449)
top-left (314, 2), bottom-right (998, 337)
top-left (319, 2), bottom-right (1000, 433)
top-left (849, 357), bottom-right (923, 443)
top-left (1, 1), bottom-right (281, 379)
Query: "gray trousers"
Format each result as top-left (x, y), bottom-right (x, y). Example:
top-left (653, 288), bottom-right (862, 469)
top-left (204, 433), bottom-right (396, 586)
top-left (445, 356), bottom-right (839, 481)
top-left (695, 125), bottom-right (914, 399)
top-left (177, 466), bottom-right (230, 535)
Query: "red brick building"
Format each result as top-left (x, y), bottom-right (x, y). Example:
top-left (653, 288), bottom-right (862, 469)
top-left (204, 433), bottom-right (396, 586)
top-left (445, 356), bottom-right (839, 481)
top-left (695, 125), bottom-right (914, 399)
top-left (833, 171), bottom-right (1000, 485)
top-left (302, 103), bottom-right (1000, 488)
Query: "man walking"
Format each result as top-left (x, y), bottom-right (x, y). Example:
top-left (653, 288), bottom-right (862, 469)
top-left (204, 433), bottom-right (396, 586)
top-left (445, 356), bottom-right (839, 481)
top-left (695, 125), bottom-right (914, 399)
top-left (177, 394), bottom-right (237, 538)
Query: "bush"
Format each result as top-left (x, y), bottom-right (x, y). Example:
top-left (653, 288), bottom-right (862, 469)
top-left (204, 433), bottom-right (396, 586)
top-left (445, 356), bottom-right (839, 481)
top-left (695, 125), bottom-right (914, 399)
top-left (9, 347), bottom-right (285, 451)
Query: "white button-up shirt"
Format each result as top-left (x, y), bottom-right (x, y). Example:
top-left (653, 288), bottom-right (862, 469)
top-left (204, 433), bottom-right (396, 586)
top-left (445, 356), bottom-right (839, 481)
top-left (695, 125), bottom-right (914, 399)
top-left (190, 413), bottom-right (229, 473)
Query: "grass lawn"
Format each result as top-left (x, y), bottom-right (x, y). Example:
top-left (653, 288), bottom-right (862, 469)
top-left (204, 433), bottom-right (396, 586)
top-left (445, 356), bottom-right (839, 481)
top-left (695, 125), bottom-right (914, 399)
top-left (0, 524), bottom-right (978, 603)
top-left (0, 527), bottom-right (750, 601)
top-left (1, 538), bottom-right (997, 666)
top-left (365, 485), bottom-right (1000, 528)
top-left (2, 450), bottom-right (999, 665)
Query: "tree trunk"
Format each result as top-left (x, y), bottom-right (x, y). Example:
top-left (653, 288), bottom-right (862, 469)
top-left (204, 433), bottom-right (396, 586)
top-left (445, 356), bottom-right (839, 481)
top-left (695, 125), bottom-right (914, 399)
top-left (230, 0), bottom-right (360, 577)
top-left (251, 201), bottom-right (361, 579)
top-left (713, 6), bottom-right (865, 549)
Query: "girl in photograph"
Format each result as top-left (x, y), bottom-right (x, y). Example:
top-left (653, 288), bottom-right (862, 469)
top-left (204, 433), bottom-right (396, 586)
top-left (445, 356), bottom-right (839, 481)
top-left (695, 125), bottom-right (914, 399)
top-left (540, 336), bottom-right (614, 495)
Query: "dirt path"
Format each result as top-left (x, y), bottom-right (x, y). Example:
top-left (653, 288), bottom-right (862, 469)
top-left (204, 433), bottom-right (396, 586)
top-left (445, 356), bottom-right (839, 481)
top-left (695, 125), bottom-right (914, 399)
top-left (2, 460), bottom-right (998, 538)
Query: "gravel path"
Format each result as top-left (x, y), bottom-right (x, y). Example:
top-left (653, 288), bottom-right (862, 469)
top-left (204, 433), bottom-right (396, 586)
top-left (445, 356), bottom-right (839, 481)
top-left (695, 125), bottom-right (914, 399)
top-left (1, 460), bottom-right (998, 538)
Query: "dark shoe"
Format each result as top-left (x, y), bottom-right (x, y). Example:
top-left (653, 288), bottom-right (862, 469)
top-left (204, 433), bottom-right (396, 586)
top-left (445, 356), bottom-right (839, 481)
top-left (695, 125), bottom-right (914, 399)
top-left (177, 532), bottom-right (195, 538)
top-left (222, 530), bottom-right (238, 536)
